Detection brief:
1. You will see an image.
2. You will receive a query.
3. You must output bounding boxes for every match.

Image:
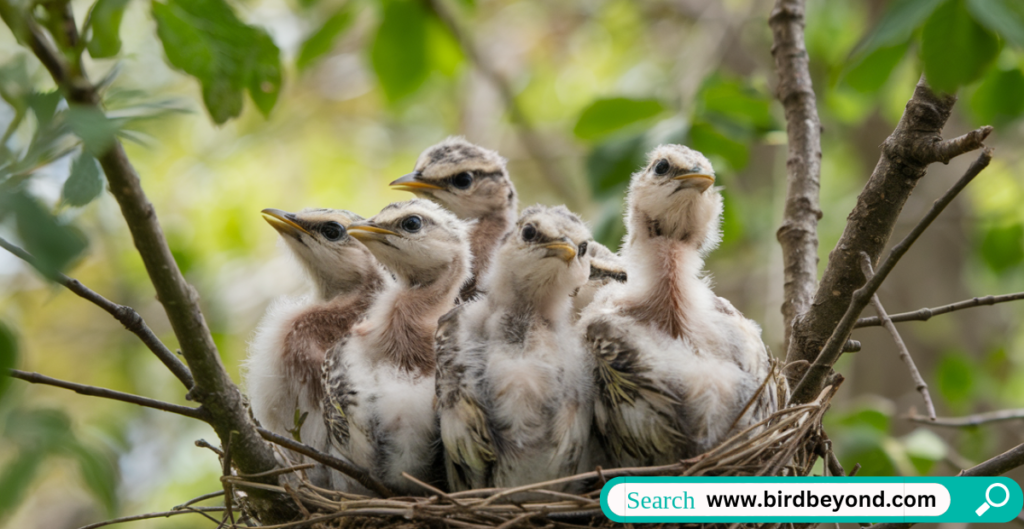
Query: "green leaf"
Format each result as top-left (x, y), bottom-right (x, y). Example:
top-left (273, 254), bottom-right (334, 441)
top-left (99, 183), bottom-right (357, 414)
top-left (152, 0), bottom-right (283, 123)
top-left (5, 191), bottom-right (88, 277)
top-left (688, 121), bottom-right (749, 171)
top-left (921, 0), bottom-right (1001, 93)
top-left (574, 97), bottom-right (665, 141)
top-left (370, 0), bottom-right (430, 103)
top-left (698, 78), bottom-right (774, 131)
top-left (854, 0), bottom-right (946, 57)
top-left (965, 0), bottom-right (1024, 48)
top-left (62, 152), bottom-right (105, 207)
top-left (297, 6), bottom-right (355, 71)
top-left (901, 428), bottom-right (947, 475)
top-left (584, 132), bottom-right (647, 197)
top-left (970, 67), bottom-right (1024, 125)
top-left (67, 443), bottom-right (118, 515)
top-left (935, 353), bottom-right (976, 405)
top-left (66, 105), bottom-right (119, 156)
top-left (27, 90), bottom-right (62, 126)
top-left (836, 407), bottom-right (892, 434)
top-left (0, 321), bottom-right (17, 403)
top-left (3, 408), bottom-right (74, 450)
top-left (86, 0), bottom-right (130, 58)
top-left (0, 447), bottom-right (46, 518)
top-left (979, 223), bottom-right (1024, 272)
top-left (842, 41), bottom-right (910, 93)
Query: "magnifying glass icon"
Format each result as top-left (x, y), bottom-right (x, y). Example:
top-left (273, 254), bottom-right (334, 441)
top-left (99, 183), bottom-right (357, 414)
top-left (976, 483), bottom-right (1010, 516)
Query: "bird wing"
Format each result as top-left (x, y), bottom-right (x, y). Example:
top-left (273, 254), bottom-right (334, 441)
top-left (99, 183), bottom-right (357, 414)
top-left (435, 305), bottom-right (496, 490)
top-left (321, 335), bottom-right (354, 450)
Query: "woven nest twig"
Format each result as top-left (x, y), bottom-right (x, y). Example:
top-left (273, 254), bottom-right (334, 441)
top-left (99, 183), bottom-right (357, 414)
top-left (222, 380), bottom-right (839, 529)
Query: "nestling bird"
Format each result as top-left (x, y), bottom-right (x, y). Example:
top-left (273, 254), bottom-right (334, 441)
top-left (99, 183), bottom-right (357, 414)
top-left (245, 208), bottom-right (386, 487)
top-left (322, 199), bottom-right (472, 495)
top-left (436, 205), bottom-right (594, 491)
top-left (390, 137), bottom-right (517, 301)
top-left (571, 240), bottom-right (627, 320)
top-left (579, 145), bottom-right (781, 468)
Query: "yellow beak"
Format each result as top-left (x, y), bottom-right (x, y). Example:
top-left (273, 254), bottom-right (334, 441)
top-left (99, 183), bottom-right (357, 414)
top-left (262, 208), bottom-right (309, 238)
top-left (673, 173), bottom-right (716, 192)
top-left (390, 172), bottom-right (443, 193)
top-left (347, 224), bottom-right (400, 243)
top-left (542, 241), bottom-right (577, 263)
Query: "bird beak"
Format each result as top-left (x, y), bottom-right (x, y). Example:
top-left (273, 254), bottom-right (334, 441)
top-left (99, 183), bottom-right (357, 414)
top-left (390, 172), bottom-right (443, 193)
top-left (347, 223), bottom-right (400, 243)
top-left (673, 173), bottom-right (716, 192)
top-left (262, 208), bottom-right (309, 239)
top-left (542, 240), bottom-right (577, 263)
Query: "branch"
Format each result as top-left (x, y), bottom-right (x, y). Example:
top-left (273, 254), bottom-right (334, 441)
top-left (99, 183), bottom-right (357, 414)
top-left (9, 370), bottom-right (208, 421)
top-left (790, 148), bottom-right (993, 404)
top-left (786, 75), bottom-right (993, 380)
top-left (0, 236), bottom-right (194, 389)
top-left (860, 254), bottom-right (935, 420)
top-left (907, 408), bottom-right (1024, 428)
top-left (769, 0), bottom-right (823, 349)
top-left (255, 427), bottom-right (395, 498)
top-left (77, 507), bottom-right (226, 529)
top-left (424, 0), bottom-right (579, 207)
top-left (856, 292), bottom-right (1024, 328)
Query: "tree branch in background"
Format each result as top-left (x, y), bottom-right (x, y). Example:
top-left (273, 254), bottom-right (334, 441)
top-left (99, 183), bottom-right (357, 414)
top-left (77, 507), bottom-right (227, 529)
top-left (0, 236), bottom-right (194, 389)
top-left (856, 292), bottom-right (1024, 328)
top-left (859, 254), bottom-right (935, 420)
top-left (790, 148), bottom-right (993, 404)
top-left (424, 0), bottom-right (579, 207)
top-left (769, 0), bottom-right (822, 350)
top-left (907, 408), bottom-right (1024, 428)
top-left (785, 75), bottom-right (993, 381)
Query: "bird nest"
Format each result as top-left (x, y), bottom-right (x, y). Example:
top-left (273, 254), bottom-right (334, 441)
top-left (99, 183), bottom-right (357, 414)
top-left (224, 380), bottom-right (839, 529)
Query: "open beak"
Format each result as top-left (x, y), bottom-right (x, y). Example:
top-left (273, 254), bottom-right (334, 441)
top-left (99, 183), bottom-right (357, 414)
top-left (673, 173), bottom-right (716, 192)
top-left (262, 208), bottom-right (309, 239)
top-left (390, 172), bottom-right (443, 193)
top-left (542, 240), bottom-right (577, 263)
top-left (347, 223), bottom-right (400, 243)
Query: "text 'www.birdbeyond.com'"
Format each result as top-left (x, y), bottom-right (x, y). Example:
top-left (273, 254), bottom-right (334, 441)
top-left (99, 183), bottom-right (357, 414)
top-left (600, 477), bottom-right (1023, 522)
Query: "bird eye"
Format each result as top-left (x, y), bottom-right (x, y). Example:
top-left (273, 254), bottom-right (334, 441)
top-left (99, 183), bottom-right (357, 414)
top-left (654, 159), bottom-right (671, 175)
top-left (401, 216), bottom-right (422, 232)
top-left (320, 222), bottom-right (344, 241)
top-left (522, 224), bottom-right (537, 242)
top-left (452, 171), bottom-right (473, 189)
top-left (578, 241), bottom-right (588, 257)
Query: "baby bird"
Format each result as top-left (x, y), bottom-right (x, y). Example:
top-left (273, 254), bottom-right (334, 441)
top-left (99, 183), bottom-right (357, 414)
top-left (435, 205), bottom-right (594, 491)
top-left (245, 208), bottom-right (386, 487)
top-left (580, 145), bottom-right (780, 468)
top-left (571, 241), bottom-right (627, 320)
top-left (322, 199), bottom-right (471, 495)
top-left (390, 137), bottom-right (518, 300)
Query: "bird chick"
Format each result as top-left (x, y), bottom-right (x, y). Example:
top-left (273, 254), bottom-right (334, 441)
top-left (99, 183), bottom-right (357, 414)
top-left (580, 145), bottom-right (780, 467)
top-left (436, 205), bottom-right (594, 492)
top-left (245, 208), bottom-right (386, 487)
top-left (390, 137), bottom-right (517, 300)
top-left (322, 199), bottom-right (471, 495)
top-left (571, 241), bottom-right (627, 320)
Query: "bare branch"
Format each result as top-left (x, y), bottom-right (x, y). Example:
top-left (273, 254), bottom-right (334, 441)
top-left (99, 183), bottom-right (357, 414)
top-left (791, 148), bottom-right (993, 404)
top-left (0, 236), bottom-right (194, 389)
top-left (907, 408), bottom-right (1024, 428)
top-left (856, 292), bottom-right (1024, 328)
top-left (9, 370), bottom-right (208, 421)
top-left (769, 0), bottom-right (822, 349)
top-left (786, 76), bottom-right (993, 381)
top-left (860, 253), bottom-right (935, 420)
top-left (76, 506), bottom-right (226, 529)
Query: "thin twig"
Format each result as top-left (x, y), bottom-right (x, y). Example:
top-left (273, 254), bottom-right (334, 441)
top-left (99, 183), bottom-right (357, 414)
top-left (0, 236), bottom-right (194, 389)
top-left (859, 253), bottom-right (936, 420)
top-left (221, 431), bottom-right (236, 528)
top-left (9, 370), bottom-right (208, 420)
top-left (196, 439), bottom-right (225, 457)
top-left (856, 292), bottom-right (1024, 328)
top-left (75, 506), bottom-right (226, 529)
top-left (791, 148), bottom-right (993, 404)
top-left (906, 408), bottom-right (1024, 427)
top-left (173, 490), bottom-right (225, 510)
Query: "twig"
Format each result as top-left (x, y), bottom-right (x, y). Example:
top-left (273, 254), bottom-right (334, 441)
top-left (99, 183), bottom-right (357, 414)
top-left (9, 370), bottom-right (208, 420)
top-left (856, 292), bottom-right (1024, 328)
top-left (196, 439), bottom-right (225, 457)
top-left (906, 408), bottom-right (1024, 427)
top-left (221, 431), bottom-right (236, 528)
top-left (770, 0), bottom-right (823, 349)
top-left (75, 506), bottom-right (226, 529)
top-left (0, 236), bottom-right (193, 389)
top-left (790, 148), bottom-right (993, 404)
top-left (173, 490), bottom-right (224, 510)
top-left (859, 253), bottom-right (936, 420)
top-left (256, 427), bottom-right (394, 498)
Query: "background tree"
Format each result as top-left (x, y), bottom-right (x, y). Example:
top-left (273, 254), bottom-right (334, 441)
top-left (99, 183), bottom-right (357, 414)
top-left (1, 0), bottom-right (1023, 527)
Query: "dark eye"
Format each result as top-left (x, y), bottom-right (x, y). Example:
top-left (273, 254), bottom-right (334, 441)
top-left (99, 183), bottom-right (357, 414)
top-left (522, 224), bottom-right (537, 242)
top-left (320, 222), bottom-right (344, 241)
top-left (578, 241), bottom-right (588, 257)
top-left (401, 216), bottom-right (422, 232)
top-left (654, 159), bottom-right (671, 175)
top-left (452, 171), bottom-right (473, 189)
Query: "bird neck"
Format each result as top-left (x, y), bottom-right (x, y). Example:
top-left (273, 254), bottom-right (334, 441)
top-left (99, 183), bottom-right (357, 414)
top-left (315, 265), bottom-right (386, 302)
top-left (622, 235), bottom-right (712, 339)
top-left (487, 269), bottom-right (574, 327)
top-left (462, 209), bottom-right (515, 298)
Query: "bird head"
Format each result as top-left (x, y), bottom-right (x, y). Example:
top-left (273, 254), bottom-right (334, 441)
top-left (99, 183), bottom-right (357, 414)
top-left (625, 144), bottom-right (722, 254)
top-left (486, 205), bottom-right (593, 306)
top-left (262, 208), bottom-right (379, 299)
top-left (390, 137), bottom-right (517, 222)
top-left (346, 199), bottom-right (472, 288)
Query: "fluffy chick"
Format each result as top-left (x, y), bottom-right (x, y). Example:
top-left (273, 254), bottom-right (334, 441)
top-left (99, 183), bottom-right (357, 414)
top-left (571, 241), bottom-right (627, 320)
